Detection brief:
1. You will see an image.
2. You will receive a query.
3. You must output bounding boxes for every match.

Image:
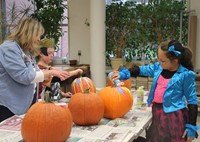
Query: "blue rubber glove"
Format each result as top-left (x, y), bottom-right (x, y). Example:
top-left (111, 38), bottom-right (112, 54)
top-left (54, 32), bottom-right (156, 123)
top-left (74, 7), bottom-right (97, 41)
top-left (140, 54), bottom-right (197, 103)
top-left (118, 67), bottom-right (130, 80)
top-left (185, 124), bottom-right (200, 138)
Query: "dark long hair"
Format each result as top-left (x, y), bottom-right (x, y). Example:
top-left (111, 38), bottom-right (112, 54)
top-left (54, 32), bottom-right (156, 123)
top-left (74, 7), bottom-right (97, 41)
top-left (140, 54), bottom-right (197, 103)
top-left (160, 40), bottom-right (194, 71)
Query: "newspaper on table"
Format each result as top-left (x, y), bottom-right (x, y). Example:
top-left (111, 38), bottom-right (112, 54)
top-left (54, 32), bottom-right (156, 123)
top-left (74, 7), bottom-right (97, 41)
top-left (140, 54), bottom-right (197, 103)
top-left (0, 130), bottom-right (22, 142)
top-left (67, 124), bottom-right (131, 142)
top-left (67, 106), bottom-right (152, 142)
top-left (0, 115), bottom-right (23, 142)
top-left (0, 90), bottom-right (152, 142)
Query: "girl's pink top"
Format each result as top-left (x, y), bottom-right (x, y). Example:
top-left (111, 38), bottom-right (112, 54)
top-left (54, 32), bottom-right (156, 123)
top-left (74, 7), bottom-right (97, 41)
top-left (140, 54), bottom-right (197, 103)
top-left (153, 75), bottom-right (170, 103)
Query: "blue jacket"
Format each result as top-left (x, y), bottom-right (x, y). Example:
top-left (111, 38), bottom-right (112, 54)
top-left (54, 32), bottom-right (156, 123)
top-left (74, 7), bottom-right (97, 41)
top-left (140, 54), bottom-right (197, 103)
top-left (139, 62), bottom-right (198, 113)
top-left (0, 40), bottom-right (39, 115)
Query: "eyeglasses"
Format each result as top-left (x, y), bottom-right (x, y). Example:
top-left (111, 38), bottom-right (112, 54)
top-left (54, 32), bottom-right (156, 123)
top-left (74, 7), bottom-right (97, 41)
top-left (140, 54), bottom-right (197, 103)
top-left (157, 58), bottom-right (170, 65)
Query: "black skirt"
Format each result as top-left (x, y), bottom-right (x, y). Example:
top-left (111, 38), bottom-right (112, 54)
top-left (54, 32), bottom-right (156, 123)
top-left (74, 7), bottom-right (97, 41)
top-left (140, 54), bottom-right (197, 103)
top-left (146, 103), bottom-right (188, 142)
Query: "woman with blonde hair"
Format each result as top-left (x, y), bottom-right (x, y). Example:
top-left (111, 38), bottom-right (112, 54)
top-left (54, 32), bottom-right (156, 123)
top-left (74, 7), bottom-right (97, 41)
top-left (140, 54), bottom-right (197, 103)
top-left (0, 17), bottom-right (70, 122)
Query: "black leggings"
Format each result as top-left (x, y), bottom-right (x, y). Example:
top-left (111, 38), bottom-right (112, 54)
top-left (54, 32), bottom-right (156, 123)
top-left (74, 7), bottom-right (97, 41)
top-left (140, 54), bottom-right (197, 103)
top-left (0, 105), bottom-right (14, 122)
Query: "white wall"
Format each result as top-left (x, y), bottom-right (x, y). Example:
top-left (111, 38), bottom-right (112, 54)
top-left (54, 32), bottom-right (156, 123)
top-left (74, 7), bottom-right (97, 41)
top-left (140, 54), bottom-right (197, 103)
top-left (68, 0), bottom-right (200, 70)
top-left (190, 0), bottom-right (200, 71)
top-left (68, 0), bottom-right (90, 64)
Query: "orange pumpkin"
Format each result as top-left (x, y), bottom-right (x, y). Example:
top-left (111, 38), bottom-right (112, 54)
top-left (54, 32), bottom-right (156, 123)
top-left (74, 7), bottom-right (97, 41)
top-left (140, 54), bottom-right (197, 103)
top-left (71, 77), bottom-right (96, 94)
top-left (107, 78), bottom-right (132, 90)
top-left (68, 90), bottom-right (104, 126)
top-left (21, 99), bottom-right (73, 142)
top-left (98, 86), bottom-right (133, 119)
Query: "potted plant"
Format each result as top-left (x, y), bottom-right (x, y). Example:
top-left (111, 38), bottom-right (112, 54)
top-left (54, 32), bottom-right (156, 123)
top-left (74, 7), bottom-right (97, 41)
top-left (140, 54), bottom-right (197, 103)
top-left (105, 1), bottom-right (136, 69)
top-left (106, 0), bottom-right (188, 68)
top-left (30, 0), bottom-right (67, 50)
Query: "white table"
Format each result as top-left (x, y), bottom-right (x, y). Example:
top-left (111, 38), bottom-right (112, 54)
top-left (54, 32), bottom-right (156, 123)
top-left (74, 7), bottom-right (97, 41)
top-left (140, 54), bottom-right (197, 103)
top-left (0, 91), bottom-right (152, 142)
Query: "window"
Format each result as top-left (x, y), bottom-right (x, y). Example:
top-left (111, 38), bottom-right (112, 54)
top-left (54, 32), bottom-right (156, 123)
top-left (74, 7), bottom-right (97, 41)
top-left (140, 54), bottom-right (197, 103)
top-left (3, 0), bottom-right (68, 58)
top-left (54, 0), bottom-right (68, 58)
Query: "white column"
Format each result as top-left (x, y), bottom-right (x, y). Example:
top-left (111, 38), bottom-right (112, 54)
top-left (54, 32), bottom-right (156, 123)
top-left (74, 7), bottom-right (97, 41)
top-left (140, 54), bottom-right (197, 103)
top-left (90, 0), bottom-right (106, 89)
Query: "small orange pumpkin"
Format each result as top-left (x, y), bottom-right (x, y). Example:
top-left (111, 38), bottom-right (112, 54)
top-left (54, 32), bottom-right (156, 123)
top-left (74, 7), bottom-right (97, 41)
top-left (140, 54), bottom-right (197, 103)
top-left (21, 93), bottom-right (73, 142)
top-left (98, 86), bottom-right (133, 119)
top-left (107, 78), bottom-right (132, 90)
top-left (71, 77), bottom-right (96, 94)
top-left (68, 90), bottom-right (104, 126)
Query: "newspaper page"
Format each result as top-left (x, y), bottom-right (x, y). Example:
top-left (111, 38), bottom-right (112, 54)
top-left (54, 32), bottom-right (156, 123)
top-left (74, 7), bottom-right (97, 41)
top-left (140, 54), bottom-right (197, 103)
top-left (71, 125), bottom-right (131, 142)
top-left (0, 91), bottom-right (152, 142)
top-left (67, 118), bottom-right (111, 142)
top-left (106, 107), bottom-right (152, 140)
top-left (0, 115), bottom-right (23, 131)
top-left (0, 130), bottom-right (22, 142)
top-left (0, 115), bottom-right (24, 142)
top-left (0, 110), bottom-right (151, 142)
top-left (67, 106), bottom-right (152, 142)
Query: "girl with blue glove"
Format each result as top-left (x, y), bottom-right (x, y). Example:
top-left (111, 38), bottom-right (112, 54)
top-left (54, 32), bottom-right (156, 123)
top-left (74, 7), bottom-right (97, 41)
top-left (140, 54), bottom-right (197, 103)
top-left (108, 65), bottom-right (130, 86)
top-left (128, 40), bottom-right (200, 142)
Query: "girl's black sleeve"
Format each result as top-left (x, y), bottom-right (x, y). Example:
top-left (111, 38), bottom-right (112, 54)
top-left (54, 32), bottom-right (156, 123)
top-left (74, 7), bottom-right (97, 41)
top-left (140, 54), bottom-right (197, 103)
top-left (188, 104), bottom-right (198, 125)
top-left (129, 65), bottom-right (140, 77)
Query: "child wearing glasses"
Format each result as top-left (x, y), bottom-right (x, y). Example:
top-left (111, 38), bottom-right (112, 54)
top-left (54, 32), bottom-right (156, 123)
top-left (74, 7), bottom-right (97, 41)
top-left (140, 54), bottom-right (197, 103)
top-left (110, 40), bottom-right (200, 141)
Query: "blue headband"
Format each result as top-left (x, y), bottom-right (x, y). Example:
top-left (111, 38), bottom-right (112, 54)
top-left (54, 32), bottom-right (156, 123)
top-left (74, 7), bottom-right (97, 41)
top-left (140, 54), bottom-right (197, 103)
top-left (168, 45), bottom-right (181, 56)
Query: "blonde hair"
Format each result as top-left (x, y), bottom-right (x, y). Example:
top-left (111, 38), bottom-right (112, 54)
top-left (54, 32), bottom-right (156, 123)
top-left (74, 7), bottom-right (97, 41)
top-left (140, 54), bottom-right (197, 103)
top-left (39, 38), bottom-right (55, 48)
top-left (6, 17), bottom-right (44, 56)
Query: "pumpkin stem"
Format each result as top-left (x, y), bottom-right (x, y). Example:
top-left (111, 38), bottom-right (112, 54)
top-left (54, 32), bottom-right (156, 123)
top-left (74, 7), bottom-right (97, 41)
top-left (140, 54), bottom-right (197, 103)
top-left (45, 91), bottom-right (52, 103)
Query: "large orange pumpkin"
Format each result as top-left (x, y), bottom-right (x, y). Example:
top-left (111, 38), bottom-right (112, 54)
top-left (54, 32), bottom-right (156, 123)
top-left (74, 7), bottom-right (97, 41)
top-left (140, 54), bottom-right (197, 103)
top-left (71, 77), bottom-right (96, 94)
top-left (107, 78), bottom-right (132, 90)
top-left (68, 90), bottom-right (104, 126)
top-left (98, 86), bottom-right (133, 119)
top-left (21, 99), bottom-right (73, 142)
